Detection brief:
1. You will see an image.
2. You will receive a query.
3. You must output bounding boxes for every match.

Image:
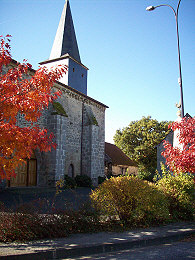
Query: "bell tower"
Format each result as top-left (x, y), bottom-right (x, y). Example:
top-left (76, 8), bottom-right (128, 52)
top-left (40, 0), bottom-right (88, 95)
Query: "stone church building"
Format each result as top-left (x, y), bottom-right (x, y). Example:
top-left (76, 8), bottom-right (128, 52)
top-left (7, 0), bottom-right (108, 187)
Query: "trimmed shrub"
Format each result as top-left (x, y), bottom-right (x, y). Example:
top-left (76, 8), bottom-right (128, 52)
top-left (156, 165), bottom-right (195, 221)
top-left (90, 176), bottom-right (170, 226)
top-left (64, 175), bottom-right (76, 189)
top-left (0, 199), bottom-right (102, 242)
top-left (0, 212), bottom-right (70, 242)
top-left (75, 174), bottom-right (92, 188)
top-left (98, 176), bottom-right (106, 185)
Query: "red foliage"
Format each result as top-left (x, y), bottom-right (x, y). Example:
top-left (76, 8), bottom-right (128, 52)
top-left (162, 117), bottom-right (195, 174)
top-left (0, 35), bottom-right (68, 180)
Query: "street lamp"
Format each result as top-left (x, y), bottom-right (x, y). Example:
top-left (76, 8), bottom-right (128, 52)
top-left (146, 0), bottom-right (184, 118)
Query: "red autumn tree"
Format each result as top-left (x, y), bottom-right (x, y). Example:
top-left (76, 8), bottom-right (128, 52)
top-left (162, 117), bottom-right (195, 174)
top-left (0, 35), bottom-right (68, 180)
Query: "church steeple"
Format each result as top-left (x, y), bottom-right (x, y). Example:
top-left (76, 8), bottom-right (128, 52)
top-left (40, 0), bottom-right (88, 95)
top-left (49, 0), bottom-right (81, 63)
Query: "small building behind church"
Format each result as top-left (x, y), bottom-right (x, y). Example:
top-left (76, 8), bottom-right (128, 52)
top-left (105, 142), bottom-right (138, 177)
top-left (6, 0), bottom-right (108, 188)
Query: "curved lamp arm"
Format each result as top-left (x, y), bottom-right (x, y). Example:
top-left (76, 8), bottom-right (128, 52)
top-left (146, 0), bottom-right (184, 118)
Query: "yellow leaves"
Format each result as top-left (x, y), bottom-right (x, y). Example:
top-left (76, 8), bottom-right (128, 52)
top-left (90, 176), bottom-right (170, 225)
top-left (55, 179), bottom-right (65, 195)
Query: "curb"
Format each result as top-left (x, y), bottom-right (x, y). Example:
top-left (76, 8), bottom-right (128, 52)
top-left (1, 229), bottom-right (194, 260)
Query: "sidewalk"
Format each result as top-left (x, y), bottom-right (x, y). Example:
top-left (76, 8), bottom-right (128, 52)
top-left (0, 222), bottom-right (194, 260)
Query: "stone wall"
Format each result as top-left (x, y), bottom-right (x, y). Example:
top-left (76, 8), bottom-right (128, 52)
top-left (81, 103), bottom-right (105, 185)
top-left (156, 131), bottom-right (173, 175)
top-left (111, 166), bottom-right (138, 176)
top-left (39, 82), bottom-right (106, 187)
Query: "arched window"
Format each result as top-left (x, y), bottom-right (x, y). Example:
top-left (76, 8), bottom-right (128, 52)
top-left (68, 164), bottom-right (74, 178)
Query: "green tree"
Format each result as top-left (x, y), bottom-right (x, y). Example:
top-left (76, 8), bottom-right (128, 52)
top-left (114, 116), bottom-right (171, 174)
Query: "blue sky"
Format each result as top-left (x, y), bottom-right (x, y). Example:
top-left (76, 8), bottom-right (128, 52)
top-left (1, 0), bottom-right (195, 143)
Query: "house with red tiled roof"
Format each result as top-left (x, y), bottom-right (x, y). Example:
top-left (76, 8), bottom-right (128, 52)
top-left (105, 142), bottom-right (138, 177)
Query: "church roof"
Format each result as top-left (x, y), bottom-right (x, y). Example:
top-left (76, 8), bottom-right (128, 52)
top-left (56, 80), bottom-right (108, 109)
top-left (49, 0), bottom-right (81, 63)
top-left (10, 58), bottom-right (108, 109)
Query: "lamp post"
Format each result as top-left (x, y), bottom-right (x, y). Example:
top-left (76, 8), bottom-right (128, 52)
top-left (146, 0), bottom-right (184, 118)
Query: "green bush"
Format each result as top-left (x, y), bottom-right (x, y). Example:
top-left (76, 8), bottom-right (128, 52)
top-left (90, 176), bottom-right (170, 226)
top-left (75, 174), bottom-right (92, 188)
top-left (64, 175), bottom-right (76, 189)
top-left (137, 165), bottom-right (155, 182)
top-left (156, 165), bottom-right (195, 221)
top-left (98, 176), bottom-right (106, 185)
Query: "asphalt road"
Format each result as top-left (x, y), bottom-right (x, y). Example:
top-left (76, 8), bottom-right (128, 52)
top-left (61, 240), bottom-right (195, 260)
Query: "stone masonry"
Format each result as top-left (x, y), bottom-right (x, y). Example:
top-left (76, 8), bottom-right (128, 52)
top-left (35, 81), bottom-right (107, 187)
top-left (156, 131), bottom-right (173, 175)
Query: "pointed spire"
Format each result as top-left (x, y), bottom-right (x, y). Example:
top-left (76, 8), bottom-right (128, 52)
top-left (49, 0), bottom-right (81, 62)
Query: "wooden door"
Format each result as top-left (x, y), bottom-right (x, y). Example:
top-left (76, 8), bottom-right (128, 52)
top-left (28, 159), bottom-right (37, 186)
top-left (9, 158), bottom-right (37, 187)
top-left (10, 161), bottom-right (27, 187)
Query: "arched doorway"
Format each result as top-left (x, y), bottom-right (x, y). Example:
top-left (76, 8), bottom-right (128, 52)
top-left (68, 164), bottom-right (74, 178)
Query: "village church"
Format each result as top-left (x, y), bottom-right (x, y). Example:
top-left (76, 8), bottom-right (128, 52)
top-left (7, 0), bottom-right (108, 187)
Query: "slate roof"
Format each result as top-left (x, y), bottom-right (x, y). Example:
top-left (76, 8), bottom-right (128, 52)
top-left (10, 59), bottom-right (108, 109)
top-left (49, 0), bottom-right (81, 62)
top-left (105, 142), bottom-right (137, 167)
